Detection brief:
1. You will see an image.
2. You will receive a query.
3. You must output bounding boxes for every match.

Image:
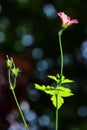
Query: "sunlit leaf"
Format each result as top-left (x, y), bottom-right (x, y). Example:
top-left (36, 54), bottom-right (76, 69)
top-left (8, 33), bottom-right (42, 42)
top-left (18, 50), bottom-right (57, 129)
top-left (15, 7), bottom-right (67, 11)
top-left (56, 74), bottom-right (60, 79)
top-left (35, 74), bottom-right (74, 110)
top-left (59, 91), bottom-right (74, 97)
top-left (51, 95), bottom-right (64, 109)
top-left (61, 79), bottom-right (74, 83)
top-left (56, 74), bottom-right (65, 81)
top-left (35, 84), bottom-right (46, 91)
top-left (57, 86), bottom-right (74, 97)
top-left (45, 86), bottom-right (55, 95)
top-left (61, 75), bottom-right (65, 81)
top-left (56, 74), bottom-right (74, 84)
top-left (58, 95), bottom-right (64, 109)
top-left (35, 84), bottom-right (56, 95)
top-left (48, 75), bottom-right (57, 82)
top-left (57, 86), bottom-right (71, 92)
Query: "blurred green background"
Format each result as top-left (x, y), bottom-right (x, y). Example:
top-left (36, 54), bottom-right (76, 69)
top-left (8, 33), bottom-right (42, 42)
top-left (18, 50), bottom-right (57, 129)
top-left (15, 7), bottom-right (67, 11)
top-left (0, 0), bottom-right (87, 130)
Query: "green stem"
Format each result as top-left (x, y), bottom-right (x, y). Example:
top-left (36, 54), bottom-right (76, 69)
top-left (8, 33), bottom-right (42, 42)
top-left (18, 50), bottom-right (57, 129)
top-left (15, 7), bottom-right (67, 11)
top-left (58, 30), bottom-right (64, 77)
top-left (8, 69), bottom-right (29, 130)
top-left (56, 95), bottom-right (58, 130)
top-left (13, 76), bottom-right (16, 89)
top-left (11, 89), bottom-right (29, 130)
top-left (8, 69), bottom-right (12, 88)
top-left (56, 29), bottom-right (64, 130)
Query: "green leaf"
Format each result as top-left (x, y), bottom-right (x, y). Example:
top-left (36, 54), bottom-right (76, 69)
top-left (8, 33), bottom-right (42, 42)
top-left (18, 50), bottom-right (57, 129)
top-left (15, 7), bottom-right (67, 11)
top-left (56, 74), bottom-right (60, 79)
top-left (35, 84), bottom-right (46, 91)
top-left (45, 86), bottom-right (56, 95)
top-left (59, 91), bottom-right (74, 97)
top-left (51, 95), bottom-right (64, 109)
top-left (56, 74), bottom-right (65, 81)
top-left (57, 86), bottom-right (71, 92)
top-left (48, 75), bottom-right (57, 82)
top-left (58, 95), bottom-right (64, 109)
top-left (35, 84), bottom-right (56, 95)
top-left (35, 83), bottom-right (74, 110)
top-left (57, 86), bottom-right (74, 97)
top-left (61, 79), bottom-right (74, 84)
top-left (56, 74), bottom-right (74, 84)
top-left (61, 75), bottom-right (65, 81)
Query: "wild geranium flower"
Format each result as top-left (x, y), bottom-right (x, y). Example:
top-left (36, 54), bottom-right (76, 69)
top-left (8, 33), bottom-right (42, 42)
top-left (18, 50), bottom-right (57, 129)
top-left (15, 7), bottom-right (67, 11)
top-left (58, 12), bottom-right (78, 28)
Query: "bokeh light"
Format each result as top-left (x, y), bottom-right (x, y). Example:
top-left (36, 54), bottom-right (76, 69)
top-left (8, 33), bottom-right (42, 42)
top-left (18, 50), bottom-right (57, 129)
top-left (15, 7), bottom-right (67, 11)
top-left (21, 34), bottom-right (34, 46)
top-left (43, 4), bottom-right (57, 19)
top-left (0, 32), bottom-right (6, 43)
top-left (20, 101), bottom-right (30, 113)
top-left (77, 106), bottom-right (87, 117)
top-left (27, 84), bottom-right (40, 101)
top-left (32, 47), bottom-right (44, 60)
top-left (38, 115), bottom-right (50, 127)
top-left (25, 110), bottom-right (37, 123)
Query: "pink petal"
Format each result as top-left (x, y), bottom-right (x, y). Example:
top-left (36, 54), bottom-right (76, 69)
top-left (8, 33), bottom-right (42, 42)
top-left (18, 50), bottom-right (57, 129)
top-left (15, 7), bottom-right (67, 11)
top-left (58, 12), bottom-right (78, 27)
top-left (58, 12), bottom-right (71, 24)
top-left (68, 19), bottom-right (78, 26)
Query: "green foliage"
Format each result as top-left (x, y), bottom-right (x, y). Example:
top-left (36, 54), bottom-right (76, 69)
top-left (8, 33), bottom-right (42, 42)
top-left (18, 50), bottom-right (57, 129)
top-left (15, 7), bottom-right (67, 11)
top-left (48, 74), bottom-right (74, 84)
top-left (35, 74), bottom-right (74, 110)
top-left (51, 95), bottom-right (64, 109)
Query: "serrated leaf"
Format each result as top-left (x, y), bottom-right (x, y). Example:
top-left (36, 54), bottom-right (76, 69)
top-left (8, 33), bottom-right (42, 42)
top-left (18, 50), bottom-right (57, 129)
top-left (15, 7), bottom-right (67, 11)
top-left (61, 79), bottom-right (74, 84)
top-left (48, 75), bottom-right (57, 82)
top-left (35, 83), bottom-right (74, 110)
top-left (59, 91), bottom-right (74, 97)
top-left (45, 86), bottom-right (56, 95)
top-left (35, 84), bottom-right (56, 95)
top-left (35, 84), bottom-right (46, 91)
top-left (58, 95), bottom-right (64, 109)
top-left (57, 86), bottom-right (74, 97)
top-left (57, 86), bottom-right (71, 92)
top-left (51, 95), bottom-right (64, 109)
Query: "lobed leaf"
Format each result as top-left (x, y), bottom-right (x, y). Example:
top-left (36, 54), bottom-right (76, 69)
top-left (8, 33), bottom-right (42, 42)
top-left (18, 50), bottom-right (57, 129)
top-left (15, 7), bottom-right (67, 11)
top-left (44, 86), bottom-right (55, 95)
top-left (51, 95), bottom-right (64, 109)
top-left (35, 84), bottom-right (56, 95)
top-left (57, 86), bottom-right (74, 97)
top-left (59, 91), bottom-right (74, 97)
top-left (57, 86), bottom-right (71, 92)
top-left (35, 75), bottom-right (74, 110)
top-left (56, 74), bottom-right (74, 84)
top-left (35, 84), bottom-right (46, 91)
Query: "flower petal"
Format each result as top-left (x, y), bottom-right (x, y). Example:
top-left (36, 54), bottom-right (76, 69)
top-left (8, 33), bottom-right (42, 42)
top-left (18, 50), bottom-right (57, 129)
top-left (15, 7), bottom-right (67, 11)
top-left (58, 12), bottom-right (78, 28)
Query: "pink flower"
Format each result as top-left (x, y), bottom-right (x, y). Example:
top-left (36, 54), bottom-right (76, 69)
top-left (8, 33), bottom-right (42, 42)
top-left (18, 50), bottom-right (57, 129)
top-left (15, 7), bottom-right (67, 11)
top-left (58, 12), bottom-right (78, 28)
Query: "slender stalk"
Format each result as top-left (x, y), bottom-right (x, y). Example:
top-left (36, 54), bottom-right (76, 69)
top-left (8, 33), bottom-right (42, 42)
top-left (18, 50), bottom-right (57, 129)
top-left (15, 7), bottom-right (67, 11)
top-left (58, 30), bottom-right (64, 77)
top-left (13, 76), bottom-right (16, 89)
top-left (56, 29), bottom-right (64, 130)
top-left (11, 89), bottom-right (29, 130)
top-left (8, 69), bottom-right (12, 88)
top-left (56, 95), bottom-right (58, 130)
top-left (8, 69), bottom-right (29, 130)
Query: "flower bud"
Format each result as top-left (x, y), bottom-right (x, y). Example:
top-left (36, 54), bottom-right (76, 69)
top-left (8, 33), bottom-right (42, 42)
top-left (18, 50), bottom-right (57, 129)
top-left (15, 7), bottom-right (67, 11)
top-left (6, 56), bottom-right (13, 69)
top-left (12, 67), bottom-right (20, 77)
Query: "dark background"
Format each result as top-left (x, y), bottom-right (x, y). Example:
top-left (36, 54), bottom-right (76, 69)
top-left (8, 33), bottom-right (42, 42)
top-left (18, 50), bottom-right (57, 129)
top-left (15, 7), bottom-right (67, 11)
top-left (0, 0), bottom-right (87, 130)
